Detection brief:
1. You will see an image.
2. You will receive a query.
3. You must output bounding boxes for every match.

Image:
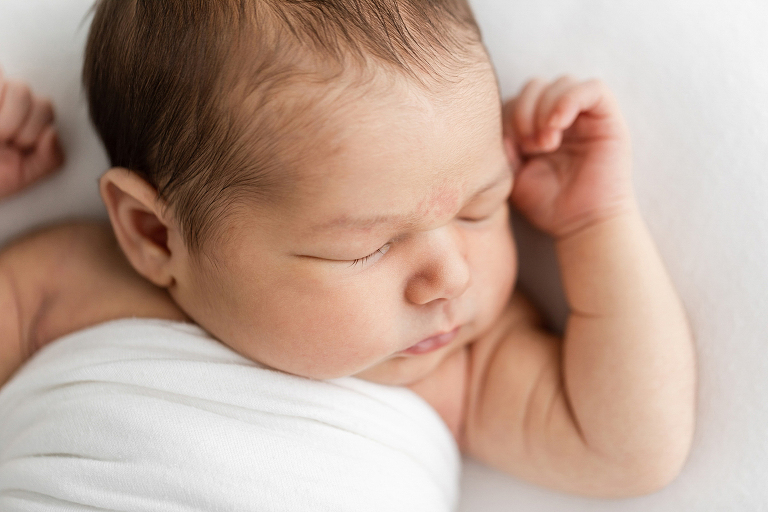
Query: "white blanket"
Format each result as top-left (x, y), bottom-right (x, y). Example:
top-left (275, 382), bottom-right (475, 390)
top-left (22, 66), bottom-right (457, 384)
top-left (0, 319), bottom-right (459, 511)
top-left (4, 1), bottom-right (768, 510)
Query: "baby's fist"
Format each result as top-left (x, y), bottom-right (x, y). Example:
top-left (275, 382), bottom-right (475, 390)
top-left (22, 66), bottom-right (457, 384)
top-left (505, 77), bottom-right (635, 239)
top-left (0, 68), bottom-right (64, 199)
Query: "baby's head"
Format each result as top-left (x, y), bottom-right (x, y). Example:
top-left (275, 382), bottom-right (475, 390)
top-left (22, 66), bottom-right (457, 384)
top-left (85, 0), bottom-right (517, 385)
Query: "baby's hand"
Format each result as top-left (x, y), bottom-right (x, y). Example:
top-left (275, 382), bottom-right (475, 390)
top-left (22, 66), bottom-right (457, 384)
top-left (0, 68), bottom-right (64, 199)
top-left (504, 77), bottom-right (634, 239)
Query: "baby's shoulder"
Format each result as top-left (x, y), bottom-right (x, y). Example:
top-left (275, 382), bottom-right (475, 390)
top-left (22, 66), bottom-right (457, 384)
top-left (0, 221), bottom-right (186, 384)
top-left (468, 292), bottom-right (544, 370)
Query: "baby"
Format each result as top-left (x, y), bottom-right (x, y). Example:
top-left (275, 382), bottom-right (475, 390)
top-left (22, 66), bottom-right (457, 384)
top-left (0, 0), bottom-right (695, 501)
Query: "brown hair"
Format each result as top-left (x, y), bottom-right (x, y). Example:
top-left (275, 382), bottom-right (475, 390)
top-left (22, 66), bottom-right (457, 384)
top-left (84, 0), bottom-right (483, 253)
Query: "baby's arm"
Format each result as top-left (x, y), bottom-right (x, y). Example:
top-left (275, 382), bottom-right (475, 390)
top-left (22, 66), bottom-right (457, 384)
top-left (0, 222), bottom-right (186, 386)
top-left (0, 68), bottom-right (64, 198)
top-left (462, 78), bottom-right (695, 497)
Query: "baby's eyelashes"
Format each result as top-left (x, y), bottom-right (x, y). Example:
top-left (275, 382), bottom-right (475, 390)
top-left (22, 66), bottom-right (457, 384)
top-left (458, 212), bottom-right (495, 223)
top-left (296, 240), bottom-right (394, 270)
top-left (349, 243), bottom-right (391, 268)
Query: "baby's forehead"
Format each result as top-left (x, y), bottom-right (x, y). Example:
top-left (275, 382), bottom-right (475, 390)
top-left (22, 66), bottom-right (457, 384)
top-left (258, 79), bottom-right (507, 224)
top-left (203, 84), bottom-right (511, 262)
top-left (236, 56), bottom-right (499, 179)
top-left (212, 42), bottom-right (503, 250)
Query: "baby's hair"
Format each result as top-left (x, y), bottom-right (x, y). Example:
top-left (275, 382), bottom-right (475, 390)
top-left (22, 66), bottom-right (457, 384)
top-left (84, 0), bottom-right (483, 253)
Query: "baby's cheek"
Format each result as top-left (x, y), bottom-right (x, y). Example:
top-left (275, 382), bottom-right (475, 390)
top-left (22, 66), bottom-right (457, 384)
top-left (496, 227), bottom-right (518, 299)
top-left (290, 281), bottom-right (400, 375)
top-left (473, 215), bottom-right (517, 312)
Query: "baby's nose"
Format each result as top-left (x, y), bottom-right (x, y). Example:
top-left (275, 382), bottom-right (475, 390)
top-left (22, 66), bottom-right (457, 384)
top-left (405, 226), bottom-right (471, 305)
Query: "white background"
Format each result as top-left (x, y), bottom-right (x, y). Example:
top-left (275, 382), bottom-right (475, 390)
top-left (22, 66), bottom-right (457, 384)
top-left (1, 1), bottom-right (767, 510)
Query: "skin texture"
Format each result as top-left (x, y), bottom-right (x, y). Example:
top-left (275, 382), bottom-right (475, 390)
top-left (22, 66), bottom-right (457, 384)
top-left (462, 77), bottom-right (695, 496)
top-left (0, 65), bottom-right (696, 498)
top-left (101, 66), bottom-right (517, 386)
top-left (0, 68), bottom-right (64, 198)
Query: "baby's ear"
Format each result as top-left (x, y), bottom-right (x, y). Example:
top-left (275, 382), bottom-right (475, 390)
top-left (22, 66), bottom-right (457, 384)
top-left (99, 168), bottom-right (179, 288)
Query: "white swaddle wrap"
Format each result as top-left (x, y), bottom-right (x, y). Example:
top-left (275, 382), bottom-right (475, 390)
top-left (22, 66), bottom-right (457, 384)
top-left (0, 319), bottom-right (460, 511)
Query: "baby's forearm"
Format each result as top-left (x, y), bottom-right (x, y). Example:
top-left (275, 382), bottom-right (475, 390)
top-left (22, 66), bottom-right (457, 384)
top-left (556, 206), bottom-right (695, 477)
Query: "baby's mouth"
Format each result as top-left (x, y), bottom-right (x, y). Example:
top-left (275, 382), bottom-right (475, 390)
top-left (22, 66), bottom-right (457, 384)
top-left (401, 327), bottom-right (461, 355)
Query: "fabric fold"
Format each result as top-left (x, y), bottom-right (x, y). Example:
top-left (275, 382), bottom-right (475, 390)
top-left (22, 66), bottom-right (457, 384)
top-left (0, 319), bottom-right (460, 512)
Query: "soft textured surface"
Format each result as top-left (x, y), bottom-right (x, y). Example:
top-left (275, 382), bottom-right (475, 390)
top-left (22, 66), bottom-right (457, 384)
top-left (0, 319), bottom-right (459, 511)
top-left (1, 0), bottom-right (767, 509)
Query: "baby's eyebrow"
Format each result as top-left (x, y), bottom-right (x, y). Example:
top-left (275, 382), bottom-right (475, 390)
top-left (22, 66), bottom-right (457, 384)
top-left (313, 166), bottom-right (513, 232)
top-left (313, 213), bottom-right (413, 232)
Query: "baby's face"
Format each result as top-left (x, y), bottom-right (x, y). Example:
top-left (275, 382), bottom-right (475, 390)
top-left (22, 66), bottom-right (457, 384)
top-left (173, 64), bottom-right (516, 385)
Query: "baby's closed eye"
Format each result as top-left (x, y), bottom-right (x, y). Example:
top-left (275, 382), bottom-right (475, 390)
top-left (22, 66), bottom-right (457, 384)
top-left (348, 243), bottom-right (391, 268)
top-left (457, 195), bottom-right (509, 224)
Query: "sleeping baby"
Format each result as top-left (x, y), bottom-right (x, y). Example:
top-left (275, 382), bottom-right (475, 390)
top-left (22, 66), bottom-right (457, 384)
top-left (0, 0), bottom-right (696, 509)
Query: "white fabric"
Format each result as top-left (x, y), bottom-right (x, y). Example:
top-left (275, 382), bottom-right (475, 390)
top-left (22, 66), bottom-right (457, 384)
top-left (0, 319), bottom-right (460, 511)
top-left (2, 1), bottom-right (768, 510)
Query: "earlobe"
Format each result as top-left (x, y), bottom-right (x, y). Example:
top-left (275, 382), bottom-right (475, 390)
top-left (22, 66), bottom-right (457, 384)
top-left (99, 168), bottom-right (179, 288)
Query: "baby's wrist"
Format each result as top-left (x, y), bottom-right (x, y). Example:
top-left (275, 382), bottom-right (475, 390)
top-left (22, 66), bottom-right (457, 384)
top-left (551, 196), bottom-right (640, 243)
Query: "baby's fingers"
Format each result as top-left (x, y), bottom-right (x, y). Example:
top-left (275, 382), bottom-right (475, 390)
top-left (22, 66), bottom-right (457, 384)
top-left (507, 78), bottom-right (547, 146)
top-left (545, 79), bottom-right (620, 134)
top-left (0, 126), bottom-right (63, 198)
top-left (534, 75), bottom-right (579, 143)
top-left (508, 76), bottom-right (585, 154)
top-left (0, 80), bottom-right (33, 142)
top-left (23, 125), bottom-right (64, 183)
top-left (14, 96), bottom-right (55, 150)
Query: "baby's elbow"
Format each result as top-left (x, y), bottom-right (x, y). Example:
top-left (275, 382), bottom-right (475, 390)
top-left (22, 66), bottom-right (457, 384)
top-left (626, 456), bottom-right (687, 496)
top-left (607, 435), bottom-right (693, 497)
